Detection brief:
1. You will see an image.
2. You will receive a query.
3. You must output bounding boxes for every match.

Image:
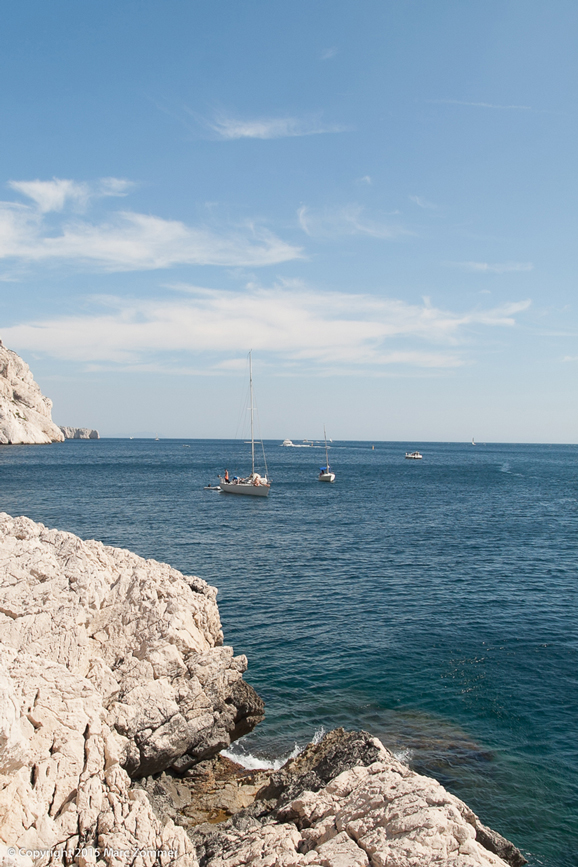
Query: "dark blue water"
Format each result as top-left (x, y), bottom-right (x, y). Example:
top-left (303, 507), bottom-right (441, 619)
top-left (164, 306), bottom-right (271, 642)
top-left (1, 439), bottom-right (576, 867)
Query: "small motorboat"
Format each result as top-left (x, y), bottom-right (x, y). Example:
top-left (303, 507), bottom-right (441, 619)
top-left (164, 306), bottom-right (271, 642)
top-left (405, 451), bottom-right (422, 460)
top-left (204, 484), bottom-right (222, 491)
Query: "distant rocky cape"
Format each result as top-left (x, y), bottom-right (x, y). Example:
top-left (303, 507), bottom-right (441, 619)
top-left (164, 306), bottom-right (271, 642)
top-left (59, 427), bottom-right (100, 440)
top-left (0, 345), bottom-right (64, 445)
top-left (0, 514), bottom-right (526, 867)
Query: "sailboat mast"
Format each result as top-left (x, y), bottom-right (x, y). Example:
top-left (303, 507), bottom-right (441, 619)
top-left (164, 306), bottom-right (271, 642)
top-left (250, 351), bottom-right (255, 475)
top-left (324, 425), bottom-right (329, 467)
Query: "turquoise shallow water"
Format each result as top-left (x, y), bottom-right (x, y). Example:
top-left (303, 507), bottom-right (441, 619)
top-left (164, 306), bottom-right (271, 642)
top-left (1, 439), bottom-right (577, 866)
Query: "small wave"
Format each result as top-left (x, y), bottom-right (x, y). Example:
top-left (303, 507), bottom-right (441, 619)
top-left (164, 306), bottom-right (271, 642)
top-left (392, 748), bottom-right (413, 766)
top-left (311, 725), bottom-right (326, 744)
top-left (222, 727), bottom-right (326, 772)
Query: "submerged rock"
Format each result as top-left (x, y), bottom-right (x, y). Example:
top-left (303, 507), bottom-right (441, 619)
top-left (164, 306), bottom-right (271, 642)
top-left (59, 427), bottom-right (100, 440)
top-left (0, 344), bottom-right (64, 445)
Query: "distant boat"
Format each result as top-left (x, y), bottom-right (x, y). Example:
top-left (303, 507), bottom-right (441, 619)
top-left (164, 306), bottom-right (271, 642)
top-left (219, 352), bottom-right (271, 497)
top-left (472, 437), bottom-right (476, 446)
top-left (318, 426), bottom-right (335, 482)
top-left (204, 484), bottom-right (221, 491)
top-left (280, 438), bottom-right (312, 448)
top-left (405, 451), bottom-right (422, 460)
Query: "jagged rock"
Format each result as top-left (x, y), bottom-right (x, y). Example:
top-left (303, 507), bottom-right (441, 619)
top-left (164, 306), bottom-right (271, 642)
top-left (0, 513), bottom-right (263, 864)
top-left (0, 344), bottom-right (64, 445)
top-left (136, 756), bottom-right (270, 829)
top-left (59, 428), bottom-right (100, 440)
top-left (191, 730), bottom-right (527, 867)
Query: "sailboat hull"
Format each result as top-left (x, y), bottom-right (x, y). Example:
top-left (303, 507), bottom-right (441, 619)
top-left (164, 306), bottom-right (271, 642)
top-left (220, 480), bottom-right (270, 497)
top-left (318, 473), bottom-right (335, 482)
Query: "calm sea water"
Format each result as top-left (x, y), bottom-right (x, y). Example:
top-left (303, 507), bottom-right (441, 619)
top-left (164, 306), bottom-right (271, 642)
top-left (1, 439), bottom-right (576, 866)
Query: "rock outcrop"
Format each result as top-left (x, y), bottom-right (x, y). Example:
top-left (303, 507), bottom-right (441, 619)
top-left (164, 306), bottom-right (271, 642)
top-left (59, 428), bottom-right (100, 440)
top-left (0, 344), bottom-right (64, 445)
top-left (0, 513), bottom-right (263, 866)
top-left (191, 730), bottom-right (527, 867)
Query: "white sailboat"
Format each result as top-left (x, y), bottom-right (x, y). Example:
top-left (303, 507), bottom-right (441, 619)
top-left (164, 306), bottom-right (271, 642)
top-left (219, 352), bottom-right (271, 497)
top-left (318, 426), bottom-right (335, 482)
top-left (472, 437), bottom-right (476, 446)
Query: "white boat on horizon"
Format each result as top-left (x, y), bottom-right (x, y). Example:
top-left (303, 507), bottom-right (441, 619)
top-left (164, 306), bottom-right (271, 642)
top-left (219, 352), bottom-right (271, 498)
top-left (405, 451), bottom-right (422, 459)
top-left (280, 439), bottom-right (314, 447)
top-left (318, 426), bottom-right (335, 482)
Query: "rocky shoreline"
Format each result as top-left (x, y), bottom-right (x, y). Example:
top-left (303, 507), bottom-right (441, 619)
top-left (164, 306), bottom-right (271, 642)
top-left (0, 513), bottom-right (527, 867)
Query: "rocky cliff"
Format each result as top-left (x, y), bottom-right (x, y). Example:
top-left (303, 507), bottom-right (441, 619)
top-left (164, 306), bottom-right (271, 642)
top-left (59, 428), bottom-right (100, 440)
top-left (0, 345), bottom-right (64, 445)
top-left (0, 513), bottom-right (263, 866)
top-left (0, 514), bottom-right (526, 867)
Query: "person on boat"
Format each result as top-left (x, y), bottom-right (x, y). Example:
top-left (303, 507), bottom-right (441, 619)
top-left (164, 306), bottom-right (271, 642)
top-left (225, 470), bottom-right (229, 482)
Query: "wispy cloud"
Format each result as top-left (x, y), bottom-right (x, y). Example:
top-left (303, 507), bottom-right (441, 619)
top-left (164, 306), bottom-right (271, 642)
top-left (445, 261), bottom-right (534, 274)
top-left (321, 47), bottom-right (338, 60)
top-left (358, 175), bottom-right (372, 185)
top-left (8, 177), bottom-right (134, 213)
top-left (298, 205), bottom-right (409, 240)
top-left (0, 178), bottom-right (302, 270)
top-left (410, 195), bottom-right (436, 210)
top-left (204, 111), bottom-right (348, 140)
top-left (429, 99), bottom-right (532, 110)
top-left (2, 283), bottom-right (531, 373)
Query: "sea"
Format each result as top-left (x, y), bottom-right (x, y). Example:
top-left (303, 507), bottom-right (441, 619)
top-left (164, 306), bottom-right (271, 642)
top-left (1, 438), bottom-right (576, 867)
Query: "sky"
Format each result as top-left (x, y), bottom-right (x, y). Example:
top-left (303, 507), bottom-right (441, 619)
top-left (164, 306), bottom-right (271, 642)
top-left (1, 0), bottom-right (577, 441)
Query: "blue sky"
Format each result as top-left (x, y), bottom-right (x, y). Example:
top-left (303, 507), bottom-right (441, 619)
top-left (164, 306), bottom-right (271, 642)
top-left (1, 0), bottom-right (577, 440)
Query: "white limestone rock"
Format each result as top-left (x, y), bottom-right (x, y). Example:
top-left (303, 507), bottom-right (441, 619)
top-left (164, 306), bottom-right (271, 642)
top-left (0, 513), bottom-right (263, 865)
top-left (0, 644), bottom-right (196, 867)
top-left (59, 428), bottom-right (99, 440)
top-left (192, 731), bottom-right (526, 867)
top-left (198, 755), bottom-right (515, 867)
top-left (0, 344), bottom-right (64, 445)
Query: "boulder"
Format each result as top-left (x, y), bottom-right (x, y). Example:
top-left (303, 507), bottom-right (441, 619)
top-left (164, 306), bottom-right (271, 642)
top-left (0, 344), bottom-right (64, 445)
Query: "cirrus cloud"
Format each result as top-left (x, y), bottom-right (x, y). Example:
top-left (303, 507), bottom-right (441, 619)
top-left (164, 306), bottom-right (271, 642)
top-left (204, 111), bottom-right (349, 140)
top-left (297, 205), bottom-right (409, 240)
top-left (445, 261), bottom-right (534, 273)
top-left (2, 283), bottom-right (531, 373)
top-left (0, 178), bottom-right (302, 270)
